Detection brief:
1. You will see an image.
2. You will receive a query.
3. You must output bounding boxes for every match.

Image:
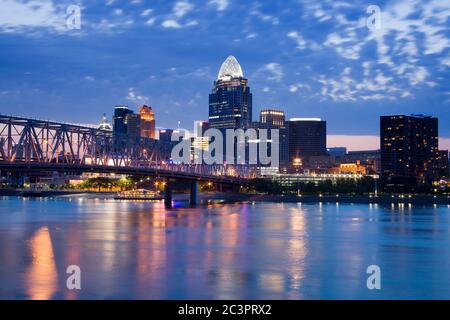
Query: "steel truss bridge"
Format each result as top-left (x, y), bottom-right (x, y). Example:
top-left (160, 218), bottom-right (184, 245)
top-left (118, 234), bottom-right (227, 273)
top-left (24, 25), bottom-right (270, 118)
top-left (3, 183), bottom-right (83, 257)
top-left (0, 114), bottom-right (254, 206)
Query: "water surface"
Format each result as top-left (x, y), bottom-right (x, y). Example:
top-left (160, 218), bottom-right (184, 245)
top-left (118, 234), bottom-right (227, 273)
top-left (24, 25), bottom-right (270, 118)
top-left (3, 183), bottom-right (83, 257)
top-left (0, 196), bottom-right (449, 299)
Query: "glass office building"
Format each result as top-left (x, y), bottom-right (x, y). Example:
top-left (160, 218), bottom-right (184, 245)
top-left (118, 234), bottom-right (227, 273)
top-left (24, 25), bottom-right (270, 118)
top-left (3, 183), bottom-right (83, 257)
top-left (209, 56), bottom-right (252, 130)
top-left (288, 118), bottom-right (327, 166)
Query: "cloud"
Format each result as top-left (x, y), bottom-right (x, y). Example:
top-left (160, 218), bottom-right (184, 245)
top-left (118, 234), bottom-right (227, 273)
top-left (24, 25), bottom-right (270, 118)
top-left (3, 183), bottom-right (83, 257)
top-left (141, 9), bottom-right (153, 17)
top-left (145, 17), bottom-right (156, 26)
top-left (289, 83), bottom-right (311, 94)
top-left (173, 1), bottom-right (193, 18)
top-left (113, 9), bottom-right (123, 16)
top-left (315, 65), bottom-right (407, 102)
top-left (289, 0), bottom-right (449, 103)
top-left (160, 1), bottom-right (197, 29)
top-left (287, 31), bottom-right (319, 51)
top-left (257, 63), bottom-right (283, 82)
top-left (162, 19), bottom-right (182, 29)
top-left (208, 0), bottom-right (229, 12)
top-left (0, 0), bottom-right (67, 33)
top-left (289, 85), bottom-right (299, 93)
top-left (126, 88), bottom-right (149, 105)
top-left (406, 67), bottom-right (429, 86)
top-left (250, 2), bottom-right (279, 25)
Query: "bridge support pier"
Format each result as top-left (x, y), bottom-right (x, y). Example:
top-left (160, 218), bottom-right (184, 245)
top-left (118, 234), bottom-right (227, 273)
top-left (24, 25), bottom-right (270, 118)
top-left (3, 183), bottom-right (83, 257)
top-left (190, 180), bottom-right (199, 206)
top-left (164, 182), bottom-right (173, 209)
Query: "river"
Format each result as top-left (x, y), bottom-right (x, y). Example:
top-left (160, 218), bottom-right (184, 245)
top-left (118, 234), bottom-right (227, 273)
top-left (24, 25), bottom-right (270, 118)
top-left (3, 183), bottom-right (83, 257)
top-left (0, 195), bottom-right (449, 299)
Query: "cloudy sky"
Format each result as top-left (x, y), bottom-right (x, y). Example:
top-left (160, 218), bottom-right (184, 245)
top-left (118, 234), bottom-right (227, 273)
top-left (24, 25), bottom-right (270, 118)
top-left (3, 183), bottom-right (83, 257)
top-left (0, 0), bottom-right (449, 150)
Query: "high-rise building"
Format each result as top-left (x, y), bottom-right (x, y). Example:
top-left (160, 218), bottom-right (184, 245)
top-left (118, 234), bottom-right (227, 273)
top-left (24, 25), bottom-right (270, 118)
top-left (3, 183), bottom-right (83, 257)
top-left (260, 109), bottom-right (285, 127)
top-left (437, 150), bottom-right (449, 178)
top-left (159, 129), bottom-right (174, 142)
top-left (209, 56), bottom-right (252, 130)
top-left (380, 114), bottom-right (439, 183)
top-left (113, 106), bottom-right (133, 136)
top-left (125, 113), bottom-right (141, 139)
top-left (288, 118), bottom-right (327, 169)
top-left (194, 121), bottom-right (210, 137)
top-left (139, 105), bottom-right (155, 139)
top-left (257, 109), bottom-right (289, 172)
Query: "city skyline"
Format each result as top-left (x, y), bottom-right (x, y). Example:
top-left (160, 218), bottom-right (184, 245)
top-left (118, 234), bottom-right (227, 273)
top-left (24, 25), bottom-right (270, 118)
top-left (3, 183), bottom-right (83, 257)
top-left (1, 0), bottom-right (449, 152)
top-left (50, 54), bottom-right (450, 151)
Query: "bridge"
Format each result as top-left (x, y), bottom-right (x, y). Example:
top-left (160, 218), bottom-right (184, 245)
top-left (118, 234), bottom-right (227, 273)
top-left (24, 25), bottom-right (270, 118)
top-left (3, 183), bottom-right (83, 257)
top-left (0, 114), bottom-right (255, 207)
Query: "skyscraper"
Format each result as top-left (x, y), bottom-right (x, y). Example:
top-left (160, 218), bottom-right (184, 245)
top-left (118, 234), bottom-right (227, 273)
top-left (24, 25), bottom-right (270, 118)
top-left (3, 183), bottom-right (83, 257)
top-left (139, 105), bottom-right (155, 139)
top-left (125, 113), bottom-right (141, 139)
top-left (258, 109), bottom-right (289, 172)
top-left (380, 114), bottom-right (439, 183)
top-left (260, 109), bottom-right (285, 128)
top-left (288, 118), bottom-right (327, 168)
top-left (437, 150), bottom-right (449, 177)
top-left (113, 106), bottom-right (133, 136)
top-left (209, 56), bottom-right (252, 130)
top-left (159, 129), bottom-right (174, 142)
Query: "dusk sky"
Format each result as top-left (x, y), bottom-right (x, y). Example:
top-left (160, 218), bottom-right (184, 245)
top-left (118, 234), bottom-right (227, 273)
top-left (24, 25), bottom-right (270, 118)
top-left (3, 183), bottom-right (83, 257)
top-left (0, 0), bottom-right (449, 150)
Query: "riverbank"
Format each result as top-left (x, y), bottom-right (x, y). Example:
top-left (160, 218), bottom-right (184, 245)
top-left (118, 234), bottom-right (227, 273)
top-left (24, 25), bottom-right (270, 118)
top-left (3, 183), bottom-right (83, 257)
top-left (243, 194), bottom-right (450, 205)
top-left (0, 189), bottom-right (111, 197)
top-left (2, 189), bottom-right (449, 205)
top-left (178, 192), bottom-right (450, 206)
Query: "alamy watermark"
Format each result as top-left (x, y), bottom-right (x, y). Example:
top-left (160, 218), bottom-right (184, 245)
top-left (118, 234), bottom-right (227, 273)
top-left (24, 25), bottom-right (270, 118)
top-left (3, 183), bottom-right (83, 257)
top-left (66, 5), bottom-right (82, 30)
top-left (366, 5), bottom-right (382, 31)
top-left (66, 265), bottom-right (81, 290)
top-left (171, 128), bottom-right (280, 167)
top-left (366, 265), bottom-right (381, 290)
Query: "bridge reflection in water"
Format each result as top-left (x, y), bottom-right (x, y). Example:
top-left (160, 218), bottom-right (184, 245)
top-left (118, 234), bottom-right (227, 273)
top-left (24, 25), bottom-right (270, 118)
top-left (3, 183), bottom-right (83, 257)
top-left (0, 114), bottom-right (254, 207)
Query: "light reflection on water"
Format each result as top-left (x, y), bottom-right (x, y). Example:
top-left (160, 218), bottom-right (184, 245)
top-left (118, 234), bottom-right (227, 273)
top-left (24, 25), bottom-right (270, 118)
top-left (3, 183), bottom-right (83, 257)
top-left (0, 197), bottom-right (450, 299)
top-left (25, 227), bottom-right (58, 300)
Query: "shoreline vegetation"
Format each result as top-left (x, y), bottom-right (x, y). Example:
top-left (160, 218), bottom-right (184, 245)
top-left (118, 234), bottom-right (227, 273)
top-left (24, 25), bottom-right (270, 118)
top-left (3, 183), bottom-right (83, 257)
top-left (1, 174), bottom-right (449, 205)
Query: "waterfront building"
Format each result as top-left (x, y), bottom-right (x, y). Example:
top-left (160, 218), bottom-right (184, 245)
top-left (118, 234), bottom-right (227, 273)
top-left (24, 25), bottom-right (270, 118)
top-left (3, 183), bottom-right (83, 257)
top-left (272, 172), bottom-right (364, 188)
top-left (209, 56), bottom-right (252, 130)
top-left (308, 155), bottom-right (335, 173)
top-left (287, 118), bottom-right (327, 171)
top-left (329, 161), bottom-right (368, 175)
top-left (380, 114), bottom-right (439, 183)
top-left (139, 105), bottom-right (156, 139)
top-left (343, 150), bottom-right (381, 174)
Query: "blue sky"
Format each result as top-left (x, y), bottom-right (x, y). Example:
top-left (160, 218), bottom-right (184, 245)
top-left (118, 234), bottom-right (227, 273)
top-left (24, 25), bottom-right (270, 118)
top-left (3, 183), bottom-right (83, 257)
top-left (0, 0), bottom-right (449, 149)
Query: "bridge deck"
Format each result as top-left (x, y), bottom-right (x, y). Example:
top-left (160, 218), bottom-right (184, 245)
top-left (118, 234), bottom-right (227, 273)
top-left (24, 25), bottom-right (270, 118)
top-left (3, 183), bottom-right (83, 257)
top-left (0, 162), bottom-right (249, 185)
